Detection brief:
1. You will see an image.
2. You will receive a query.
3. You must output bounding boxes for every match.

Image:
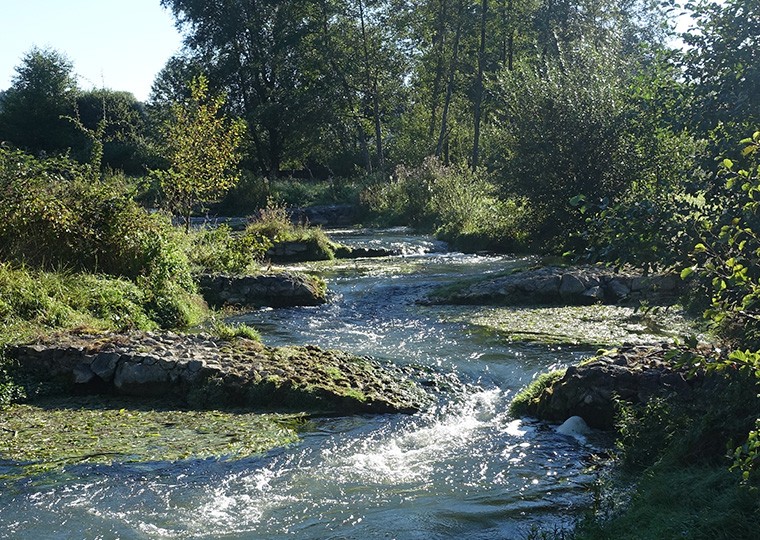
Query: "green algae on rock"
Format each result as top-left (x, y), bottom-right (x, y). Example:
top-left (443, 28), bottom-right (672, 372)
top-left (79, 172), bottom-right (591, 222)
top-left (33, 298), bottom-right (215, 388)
top-left (9, 331), bottom-right (428, 414)
top-left (0, 395), bottom-right (302, 477)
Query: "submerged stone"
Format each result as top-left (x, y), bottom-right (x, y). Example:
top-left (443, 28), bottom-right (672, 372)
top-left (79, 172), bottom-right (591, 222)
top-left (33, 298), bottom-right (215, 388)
top-left (556, 416), bottom-right (592, 438)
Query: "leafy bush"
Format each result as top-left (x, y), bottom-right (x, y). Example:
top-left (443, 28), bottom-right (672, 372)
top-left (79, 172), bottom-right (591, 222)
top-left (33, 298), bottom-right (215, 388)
top-left (0, 148), bottom-right (205, 328)
top-left (576, 130), bottom-right (707, 270)
top-left (490, 51), bottom-right (629, 250)
top-left (688, 132), bottom-right (760, 347)
top-left (364, 157), bottom-right (534, 251)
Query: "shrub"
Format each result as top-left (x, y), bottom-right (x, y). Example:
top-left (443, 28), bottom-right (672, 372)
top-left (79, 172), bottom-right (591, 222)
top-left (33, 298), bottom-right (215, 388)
top-left (688, 132), bottom-right (760, 347)
top-left (364, 157), bottom-right (534, 251)
top-left (0, 148), bottom-right (206, 329)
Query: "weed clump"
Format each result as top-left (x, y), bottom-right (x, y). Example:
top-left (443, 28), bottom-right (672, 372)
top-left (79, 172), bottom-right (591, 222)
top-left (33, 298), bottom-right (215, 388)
top-left (509, 369), bottom-right (566, 417)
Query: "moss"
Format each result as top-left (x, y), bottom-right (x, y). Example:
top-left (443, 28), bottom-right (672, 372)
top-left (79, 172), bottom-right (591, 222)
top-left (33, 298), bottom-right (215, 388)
top-left (509, 369), bottom-right (566, 417)
top-left (0, 395), bottom-right (302, 478)
top-left (444, 304), bottom-right (696, 347)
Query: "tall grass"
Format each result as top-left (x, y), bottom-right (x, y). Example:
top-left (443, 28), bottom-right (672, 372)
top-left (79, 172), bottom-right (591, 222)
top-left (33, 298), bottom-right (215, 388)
top-left (244, 200), bottom-right (338, 260)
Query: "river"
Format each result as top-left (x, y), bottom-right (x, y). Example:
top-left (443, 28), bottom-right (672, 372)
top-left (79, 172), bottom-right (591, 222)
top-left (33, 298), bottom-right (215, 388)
top-left (0, 230), bottom-right (611, 539)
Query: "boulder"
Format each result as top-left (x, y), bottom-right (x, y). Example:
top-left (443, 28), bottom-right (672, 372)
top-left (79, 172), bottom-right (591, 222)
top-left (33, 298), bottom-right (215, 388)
top-left (512, 345), bottom-right (697, 429)
top-left (559, 273), bottom-right (586, 298)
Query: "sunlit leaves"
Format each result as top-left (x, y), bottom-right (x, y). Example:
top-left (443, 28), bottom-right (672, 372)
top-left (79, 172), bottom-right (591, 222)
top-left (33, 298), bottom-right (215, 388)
top-left (154, 75), bottom-right (246, 230)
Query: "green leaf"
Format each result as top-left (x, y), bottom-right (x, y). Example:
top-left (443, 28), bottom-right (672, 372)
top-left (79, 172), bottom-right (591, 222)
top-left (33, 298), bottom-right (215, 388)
top-left (680, 266), bottom-right (695, 280)
top-left (722, 158), bottom-right (734, 170)
top-left (569, 194), bottom-right (586, 207)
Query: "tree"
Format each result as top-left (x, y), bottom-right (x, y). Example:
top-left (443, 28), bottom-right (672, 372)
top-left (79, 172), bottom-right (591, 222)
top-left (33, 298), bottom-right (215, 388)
top-left (0, 47), bottom-right (79, 154)
top-left (154, 75), bottom-right (246, 232)
top-left (680, 0), bottom-right (760, 137)
top-left (161, 0), bottom-right (342, 178)
top-left (74, 89), bottom-right (150, 174)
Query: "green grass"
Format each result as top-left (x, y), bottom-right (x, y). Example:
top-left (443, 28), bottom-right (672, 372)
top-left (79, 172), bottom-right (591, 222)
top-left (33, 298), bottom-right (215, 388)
top-left (576, 466), bottom-right (760, 540)
top-left (245, 201), bottom-right (339, 260)
top-left (0, 263), bottom-right (210, 409)
top-left (211, 321), bottom-right (261, 341)
top-left (0, 263), bottom-right (160, 340)
top-left (509, 369), bottom-right (566, 417)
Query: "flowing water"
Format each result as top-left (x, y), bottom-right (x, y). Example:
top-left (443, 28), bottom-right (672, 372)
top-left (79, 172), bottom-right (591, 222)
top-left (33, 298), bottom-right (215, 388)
top-left (0, 230), bottom-right (609, 539)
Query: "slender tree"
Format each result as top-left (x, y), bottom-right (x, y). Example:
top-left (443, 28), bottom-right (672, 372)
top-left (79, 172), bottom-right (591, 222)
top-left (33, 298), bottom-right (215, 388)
top-left (154, 75), bottom-right (246, 232)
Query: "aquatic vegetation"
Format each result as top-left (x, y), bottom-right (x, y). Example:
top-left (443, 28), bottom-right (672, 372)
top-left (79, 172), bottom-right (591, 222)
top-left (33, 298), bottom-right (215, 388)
top-left (446, 304), bottom-right (696, 347)
top-left (0, 395), bottom-right (302, 477)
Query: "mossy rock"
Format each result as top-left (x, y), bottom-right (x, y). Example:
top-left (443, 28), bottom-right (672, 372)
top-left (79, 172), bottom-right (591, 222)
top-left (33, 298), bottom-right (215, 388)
top-left (509, 345), bottom-right (699, 429)
top-left (9, 331), bottom-right (429, 415)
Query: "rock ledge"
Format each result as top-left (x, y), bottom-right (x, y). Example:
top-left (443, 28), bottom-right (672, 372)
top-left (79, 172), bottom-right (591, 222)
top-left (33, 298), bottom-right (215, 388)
top-left (10, 331), bottom-right (427, 414)
top-left (512, 345), bottom-right (699, 429)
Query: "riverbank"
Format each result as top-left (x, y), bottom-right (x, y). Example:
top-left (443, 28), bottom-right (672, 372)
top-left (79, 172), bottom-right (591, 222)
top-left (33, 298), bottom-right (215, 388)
top-left (513, 345), bottom-right (760, 539)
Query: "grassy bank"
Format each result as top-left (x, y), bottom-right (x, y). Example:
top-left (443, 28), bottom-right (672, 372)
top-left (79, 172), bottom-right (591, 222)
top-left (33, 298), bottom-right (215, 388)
top-left (520, 357), bottom-right (760, 539)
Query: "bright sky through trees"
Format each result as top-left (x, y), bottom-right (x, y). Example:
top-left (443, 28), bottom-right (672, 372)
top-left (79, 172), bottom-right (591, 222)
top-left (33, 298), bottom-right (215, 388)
top-left (0, 0), bottom-right (182, 101)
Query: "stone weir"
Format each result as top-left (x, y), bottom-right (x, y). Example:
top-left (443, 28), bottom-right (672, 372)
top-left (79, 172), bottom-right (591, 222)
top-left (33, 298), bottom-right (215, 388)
top-left (198, 272), bottom-right (327, 308)
top-left (10, 332), bottom-right (428, 414)
top-left (429, 265), bottom-right (680, 306)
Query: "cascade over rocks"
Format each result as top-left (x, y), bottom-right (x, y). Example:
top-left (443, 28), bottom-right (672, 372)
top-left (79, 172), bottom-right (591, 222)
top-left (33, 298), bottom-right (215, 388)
top-left (513, 345), bottom-right (699, 429)
top-left (198, 272), bottom-right (327, 308)
top-left (429, 265), bottom-right (680, 306)
top-left (10, 331), bottom-right (428, 414)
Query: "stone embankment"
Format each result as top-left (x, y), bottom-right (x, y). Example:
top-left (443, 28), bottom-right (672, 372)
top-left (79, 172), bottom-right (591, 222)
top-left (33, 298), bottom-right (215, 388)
top-left (429, 265), bottom-right (680, 306)
top-left (10, 332), bottom-right (427, 414)
top-left (198, 272), bottom-right (327, 308)
top-left (265, 240), bottom-right (397, 263)
top-left (512, 345), bottom-right (699, 429)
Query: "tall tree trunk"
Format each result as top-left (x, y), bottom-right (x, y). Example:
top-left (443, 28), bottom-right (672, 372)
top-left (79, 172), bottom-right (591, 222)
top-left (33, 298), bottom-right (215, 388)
top-left (372, 77), bottom-right (385, 173)
top-left (472, 0), bottom-right (488, 169)
top-left (429, 0), bottom-right (449, 139)
top-left (506, 0), bottom-right (514, 71)
top-left (436, 1), bottom-right (463, 161)
top-left (358, 0), bottom-right (384, 173)
top-left (358, 123), bottom-right (373, 173)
